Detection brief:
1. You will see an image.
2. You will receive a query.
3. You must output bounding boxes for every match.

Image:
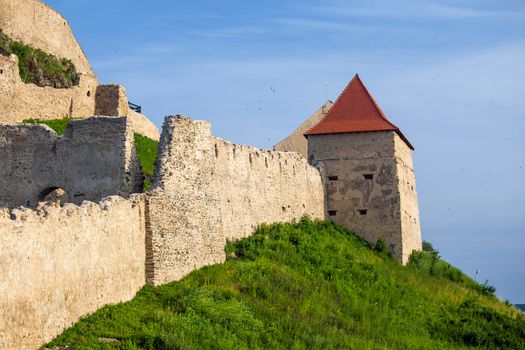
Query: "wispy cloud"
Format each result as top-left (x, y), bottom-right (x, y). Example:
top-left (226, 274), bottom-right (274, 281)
top-left (303, 0), bottom-right (522, 20)
top-left (272, 17), bottom-right (375, 32)
top-left (188, 25), bottom-right (267, 39)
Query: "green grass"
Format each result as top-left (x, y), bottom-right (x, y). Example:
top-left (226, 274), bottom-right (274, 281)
top-left (21, 119), bottom-right (158, 192)
top-left (23, 117), bottom-right (76, 136)
top-left (134, 134), bottom-right (158, 191)
top-left (0, 28), bottom-right (79, 88)
top-left (45, 218), bottom-right (525, 350)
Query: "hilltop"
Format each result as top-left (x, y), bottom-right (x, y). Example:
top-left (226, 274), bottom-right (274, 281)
top-left (46, 218), bottom-right (525, 349)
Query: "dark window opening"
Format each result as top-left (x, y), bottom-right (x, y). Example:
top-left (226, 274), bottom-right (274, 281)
top-left (328, 210), bottom-right (337, 216)
top-left (0, 69), bottom-right (3, 74)
top-left (364, 174), bottom-right (374, 180)
top-left (87, 90), bottom-right (91, 97)
top-left (328, 176), bottom-right (338, 181)
top-left (358, 209), bottom-right (368, 216)
top-left (38, 187), bottom-right (60, 201)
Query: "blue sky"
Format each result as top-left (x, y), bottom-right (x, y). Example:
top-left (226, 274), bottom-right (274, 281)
top-left (45, 0), bottom-right (525, 303)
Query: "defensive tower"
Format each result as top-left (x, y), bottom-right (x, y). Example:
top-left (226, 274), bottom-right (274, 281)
top-left (305, 74), bottom-right (422, 263)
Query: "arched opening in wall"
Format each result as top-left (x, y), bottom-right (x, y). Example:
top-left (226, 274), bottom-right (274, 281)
top-left (0, 69), bottom-right (3, 74)
top-left (87, 90), bottom-right (91, 97)
top-left (38, 187), bottom-right (60, 201)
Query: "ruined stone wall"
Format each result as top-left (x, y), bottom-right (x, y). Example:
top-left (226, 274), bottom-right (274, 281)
top-left (95, 84), bottom-right (130, 117)
top-left (146, 116), bottom-right (325, 285)
top-left (0, 0), bottom-right (100, 123)
top-left (0, 116), bottom-right (143, 208)
top-left (0, 195), bottom-right (147, 350)
top-left (308, 131), bottom-right (421, 263)
top-left (0, 54), bottom-right (97, 123)
top-left (0, 0), bottom-right (160, 138)
top-left (95, 84), bottom-right (160, 140)
top-left (274, 100), bottom-right (332, 158)
top-left (146, 117), bottom-right (226, 285)
top-left (214, 138), bottom-right (325, 242)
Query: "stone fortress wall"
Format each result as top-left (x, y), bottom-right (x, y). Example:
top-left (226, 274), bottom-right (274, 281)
top-left (0, 196), bottom-right (147, 350)
top-left (0, 116), bottom-right (143, 208)
top-left (95, 84), bottom-right (161, 140)
top-left (0, 115), bottom-right (326, 349)
top-left (307, 131), bottom-right (422, 264)
top-left (0, 0), bottom-right (160, 140)
top-left (214, 135), bottom-right (324, 242)
top-left (146, 116), bottom-right (325, 285)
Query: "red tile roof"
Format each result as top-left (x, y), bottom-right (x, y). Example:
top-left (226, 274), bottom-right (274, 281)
top-left (305, 74), bottom-right (413, 150)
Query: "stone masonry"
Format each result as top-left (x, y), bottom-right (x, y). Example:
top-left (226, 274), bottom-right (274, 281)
top-left (0, 116), bottom-right (143, 208)
top-left (308, 131), bottom-right (421, 263)
top-left (0, 0), bottom-right (160, 140)
top-left (146, 116), bottom-right (324, 285)
top-left (0, 195), bottom-right (147, 350)
top-left (303, 74), bottom-right (422, 263)
top-left (0, 115), bottom-right (326, 348)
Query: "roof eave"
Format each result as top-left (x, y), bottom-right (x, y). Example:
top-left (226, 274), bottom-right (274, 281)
top-left (305, 129), bottom-right (415, 150)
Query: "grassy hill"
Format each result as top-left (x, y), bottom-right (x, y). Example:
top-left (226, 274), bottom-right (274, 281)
top-left (45, 218), bottom-right (524, 350)
top-left (22, 118), bottom-right (158, 192)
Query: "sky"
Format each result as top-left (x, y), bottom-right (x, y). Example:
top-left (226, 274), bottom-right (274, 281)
top-left (45, 0), bottom-right (525, 303)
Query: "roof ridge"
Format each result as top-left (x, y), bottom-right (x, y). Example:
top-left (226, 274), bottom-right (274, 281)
top-left (355, 75), bottom-right (398, 130)
top-left (303, 74), bottom-right (414, 150)
top-left (304, 74), bottom-right (359, 135)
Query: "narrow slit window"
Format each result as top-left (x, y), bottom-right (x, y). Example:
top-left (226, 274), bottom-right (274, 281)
top-left (363, 174), bottom-right (374, 180)
top-left (358, 209), bottom-right (368, 216)
top-left (328, 210), bottom-right (337, 216)
top-left (328, 176), bottom-right (338, 181)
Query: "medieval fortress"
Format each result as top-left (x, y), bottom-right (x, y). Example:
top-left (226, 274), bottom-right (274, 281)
top-left (0, 1), bottom-right (422, 349)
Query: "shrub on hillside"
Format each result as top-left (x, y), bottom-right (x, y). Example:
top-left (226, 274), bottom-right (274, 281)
top-left (409, 241), bottom-right (497, 297)
top-left (0, 29), bottom-right (79, 88)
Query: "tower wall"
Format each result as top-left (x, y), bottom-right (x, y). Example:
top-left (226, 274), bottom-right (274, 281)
top-left (307, 131), bottom-right (421, 263)
top-left (393, 132), bottom-right (422, 263)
